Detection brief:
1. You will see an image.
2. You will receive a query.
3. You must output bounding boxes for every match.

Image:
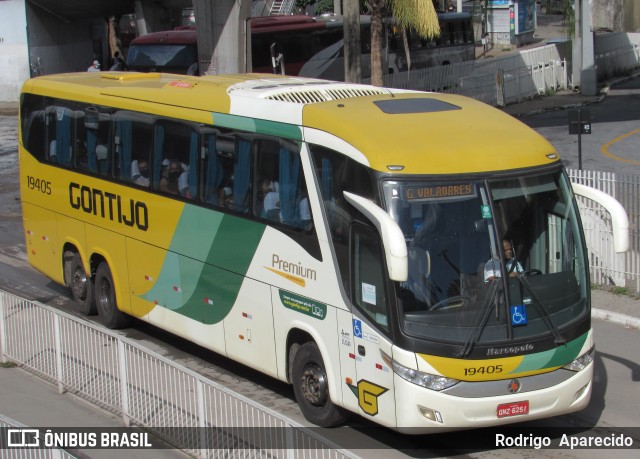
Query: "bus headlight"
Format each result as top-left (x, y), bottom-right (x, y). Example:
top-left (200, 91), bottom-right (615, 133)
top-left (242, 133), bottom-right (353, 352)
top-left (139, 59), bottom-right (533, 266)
top-left (382, 352), bottom-right (458, 391)
top-left (563, 347), bottom-right (595, 372)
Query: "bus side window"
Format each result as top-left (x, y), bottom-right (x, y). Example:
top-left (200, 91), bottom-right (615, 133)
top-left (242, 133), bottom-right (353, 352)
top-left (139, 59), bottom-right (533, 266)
top-left (82, 106), bottom-right (111, 175)
top-left (254, 139), bottom-right (280, 220)
top-left (20, 94), bottom-right (47, 161)
top-left (186, 131), bottom-right (198, 199)
top-left (352, 224), bottom-right (389, 332)
top-left (203, 133), bottom-right (237, 210)
top-left (113, 111), bottom-right (153, 185)
top-left (203, 133), bottom-right (223, 206)
top-left (254, 139), bottom-right (311, 230)
top-left (310, 143), bottom-right (375, 290)
top-left (45, 103), bottom-right (76, 167)
top-left (156, 120), bottom-right (196, 198)
top-left (96, 144), bottom-right (109, 175)
top-left (231, 137), bottom-right (251, 213)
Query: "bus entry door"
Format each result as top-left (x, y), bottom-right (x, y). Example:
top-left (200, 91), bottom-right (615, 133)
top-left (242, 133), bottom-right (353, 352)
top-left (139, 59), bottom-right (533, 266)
top-left (351, 317), bottom-right (396, 427)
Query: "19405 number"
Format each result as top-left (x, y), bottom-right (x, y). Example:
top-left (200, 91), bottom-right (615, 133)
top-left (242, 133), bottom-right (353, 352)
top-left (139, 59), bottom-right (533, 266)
top-left (464, 365), bottom-right (503, 376)
top-left (26, 176), bottom-right (52, 195)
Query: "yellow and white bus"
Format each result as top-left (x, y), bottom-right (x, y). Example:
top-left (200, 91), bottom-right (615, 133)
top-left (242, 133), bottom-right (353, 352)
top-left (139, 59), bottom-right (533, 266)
top-left (19, 72), bottom-right (628, 432)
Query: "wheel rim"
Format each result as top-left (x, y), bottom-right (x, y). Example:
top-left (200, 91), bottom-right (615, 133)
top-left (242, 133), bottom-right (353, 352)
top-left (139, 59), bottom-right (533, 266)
top-left (71, 268), bottom-right (88, 301)
top-left (96, 277), bottom-right (111, 315)
top-left (301, 363), bottom-right (328, 407)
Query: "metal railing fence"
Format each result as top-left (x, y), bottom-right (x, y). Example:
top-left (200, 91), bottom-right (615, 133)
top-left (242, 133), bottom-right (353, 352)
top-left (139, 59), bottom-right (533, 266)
top-left (0, 290), bottom-right (359, 459)
top-left (381, 43), bottom-right (571, 106)
top-left (381, 32), bottom-right (640, 108)
top-left (568, 169), bottom-right (640, 292)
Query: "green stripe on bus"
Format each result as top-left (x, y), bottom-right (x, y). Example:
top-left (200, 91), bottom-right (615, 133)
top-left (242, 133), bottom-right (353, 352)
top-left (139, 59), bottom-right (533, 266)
top-left (142, 206), bottom-right (265, 324)
top-left (212, 112), bottom-right (302, 140)
top-left (512, 332), bottom-right (588, 373)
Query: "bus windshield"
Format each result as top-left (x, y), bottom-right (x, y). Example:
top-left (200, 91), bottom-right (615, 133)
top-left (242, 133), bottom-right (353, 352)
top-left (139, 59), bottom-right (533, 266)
top-left (126, 43), bottom-right (197, 73)
top-left (382, 170), bottom-right (588, 346)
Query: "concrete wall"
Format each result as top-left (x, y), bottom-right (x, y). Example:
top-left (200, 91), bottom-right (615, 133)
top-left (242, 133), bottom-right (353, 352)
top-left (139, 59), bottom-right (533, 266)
top-left (0, 0), bottom-right (192, 102)
top-left (26, 5), bottom-right (108, 76)
top-left (592, 0), bottom-right (623, 32)
top-left (624, 0), bottom-right (640, 32)
top-left (0, 0), bottom-right (30, 102)
top-left (592, 0), bottom-right (640, 32)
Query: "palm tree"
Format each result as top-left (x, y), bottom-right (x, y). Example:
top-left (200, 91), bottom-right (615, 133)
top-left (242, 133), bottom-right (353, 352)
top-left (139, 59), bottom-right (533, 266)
top-left (369, 0), bottom-right (441, 86)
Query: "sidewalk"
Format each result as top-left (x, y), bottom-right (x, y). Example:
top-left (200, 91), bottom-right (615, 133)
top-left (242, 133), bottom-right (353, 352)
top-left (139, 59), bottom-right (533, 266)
top-left (0, 366), bottom-right (191, 458)
top-left (592, 288), bottom-right (640, 328)
top-left (0, 101), bottom-right (18, 116)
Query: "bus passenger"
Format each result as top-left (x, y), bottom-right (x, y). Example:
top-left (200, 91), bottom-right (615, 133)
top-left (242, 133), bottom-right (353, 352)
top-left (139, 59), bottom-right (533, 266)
top-left (159, 160), bottom-right (183, 195)
top-left (299, 194), bottom-right (312, 230)
top-left (178, 169), bottom-right (190, 197)
top-left (261, 179), bottom-right (280, 221)
top-left (223, 191), bottom-right (234, 209)
top-left (132, 159), bottom-right (150, 187)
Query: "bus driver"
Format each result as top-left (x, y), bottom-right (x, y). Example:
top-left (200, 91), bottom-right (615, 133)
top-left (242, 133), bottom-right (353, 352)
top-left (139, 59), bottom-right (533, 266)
top-left (484, 238), bottom-right (523, 282)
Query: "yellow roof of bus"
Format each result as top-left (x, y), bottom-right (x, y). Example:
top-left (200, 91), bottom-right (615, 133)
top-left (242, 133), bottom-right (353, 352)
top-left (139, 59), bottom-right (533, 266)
top-left (23, 72), bottom-right (558, 175)
top-left (302, 92), bottom-right (558, 174)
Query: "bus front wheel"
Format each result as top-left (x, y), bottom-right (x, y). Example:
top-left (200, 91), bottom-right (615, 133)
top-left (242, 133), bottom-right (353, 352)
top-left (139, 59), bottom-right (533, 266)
top-left (95, 262), bottom-right (130, 329)
top-left (292, 342), bottom-right (348, 427)
top-left (70, 253), bottom-right (96, 315)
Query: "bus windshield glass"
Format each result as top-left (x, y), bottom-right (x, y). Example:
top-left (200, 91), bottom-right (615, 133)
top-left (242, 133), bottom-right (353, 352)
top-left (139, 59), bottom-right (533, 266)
top-left (127, 44), bottom-right (197, 70)
top-left (382, 170), bottom-right (588, 345)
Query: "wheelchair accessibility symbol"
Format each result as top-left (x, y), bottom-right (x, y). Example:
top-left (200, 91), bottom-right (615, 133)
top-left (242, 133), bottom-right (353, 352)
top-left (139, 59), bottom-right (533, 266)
top-left (510, 305), bottom-right (528, 326)
top-left (353, 318), bottom-right (363, 338)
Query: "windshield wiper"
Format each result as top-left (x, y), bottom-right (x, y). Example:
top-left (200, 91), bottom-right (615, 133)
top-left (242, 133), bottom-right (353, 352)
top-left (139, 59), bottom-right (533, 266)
top-left (517, 275), bottom-right (566, 345)
top-left (456, 280), bottom-right (501, 358)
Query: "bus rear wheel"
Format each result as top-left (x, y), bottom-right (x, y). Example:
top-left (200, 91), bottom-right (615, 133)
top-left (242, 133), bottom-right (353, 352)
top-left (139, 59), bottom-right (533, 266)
top-left (70, 253), bottom-right (96, 315)
top-left (291, 342), bottom-right (348, 427)
top-left (95, 262), bottom-right (130, 329)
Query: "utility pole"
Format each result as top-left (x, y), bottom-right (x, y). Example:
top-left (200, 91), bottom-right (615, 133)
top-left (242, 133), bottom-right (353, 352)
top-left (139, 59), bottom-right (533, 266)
top-left (343, 0), bottom-right (361, 82)
top-left (572, 0), bottom-right (598, 95)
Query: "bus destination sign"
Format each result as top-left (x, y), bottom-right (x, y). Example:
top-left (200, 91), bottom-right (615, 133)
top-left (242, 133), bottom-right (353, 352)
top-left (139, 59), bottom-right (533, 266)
top-left (404, 183), bottom-right (475, 201)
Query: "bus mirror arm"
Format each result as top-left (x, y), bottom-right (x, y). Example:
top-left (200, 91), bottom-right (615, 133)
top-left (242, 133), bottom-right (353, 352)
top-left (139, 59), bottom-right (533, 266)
top-left (269, 43), bottom-right (285, 75)
top-left (343, 191), bottom-right (408, 282)
top-left (571, 183), bottom-right (629, 253)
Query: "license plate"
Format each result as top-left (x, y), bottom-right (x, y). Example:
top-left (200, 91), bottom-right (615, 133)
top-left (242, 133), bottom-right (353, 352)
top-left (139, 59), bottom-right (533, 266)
top-left (497, 400), bottom-right (529, 418)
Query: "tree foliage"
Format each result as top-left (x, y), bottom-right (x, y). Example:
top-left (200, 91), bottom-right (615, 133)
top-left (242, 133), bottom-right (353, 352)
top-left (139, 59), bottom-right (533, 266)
top-left (368, 0), bottom-right (440, 86)
top-left (295, 0), bottom-right (335, 15)
top-left (391, 0), bottom-right (440, 39)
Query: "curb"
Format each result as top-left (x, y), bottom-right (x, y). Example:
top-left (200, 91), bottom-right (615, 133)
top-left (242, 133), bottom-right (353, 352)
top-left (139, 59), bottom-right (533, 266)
top-left (0, 108), bottom-right (18, 116)
top-left (592, 308), bottom-right (640, 329)
top-left (503, 71), bottom-right (640, 118)
top-left (506, 91), bottom-right (606, 118)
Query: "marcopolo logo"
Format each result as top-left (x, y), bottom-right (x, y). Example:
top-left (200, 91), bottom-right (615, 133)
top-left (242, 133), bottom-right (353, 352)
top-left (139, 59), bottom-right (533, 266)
top-left (279, 290), bottom-right (326, 320)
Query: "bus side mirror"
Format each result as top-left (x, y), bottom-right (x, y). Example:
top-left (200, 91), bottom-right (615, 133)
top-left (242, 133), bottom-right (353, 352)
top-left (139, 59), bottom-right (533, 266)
top-left (571, 183), bottom-right (629, 253)
top-left (344, 191), bottom-right (408, 282)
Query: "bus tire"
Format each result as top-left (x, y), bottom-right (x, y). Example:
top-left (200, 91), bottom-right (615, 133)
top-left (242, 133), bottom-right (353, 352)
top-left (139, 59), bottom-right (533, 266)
top-left (70, 253), bottom-right (96, 315)
top-left (95, 262), bottom-right (130, 329)
top-left (291, 342), bottom-right (349, 427)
